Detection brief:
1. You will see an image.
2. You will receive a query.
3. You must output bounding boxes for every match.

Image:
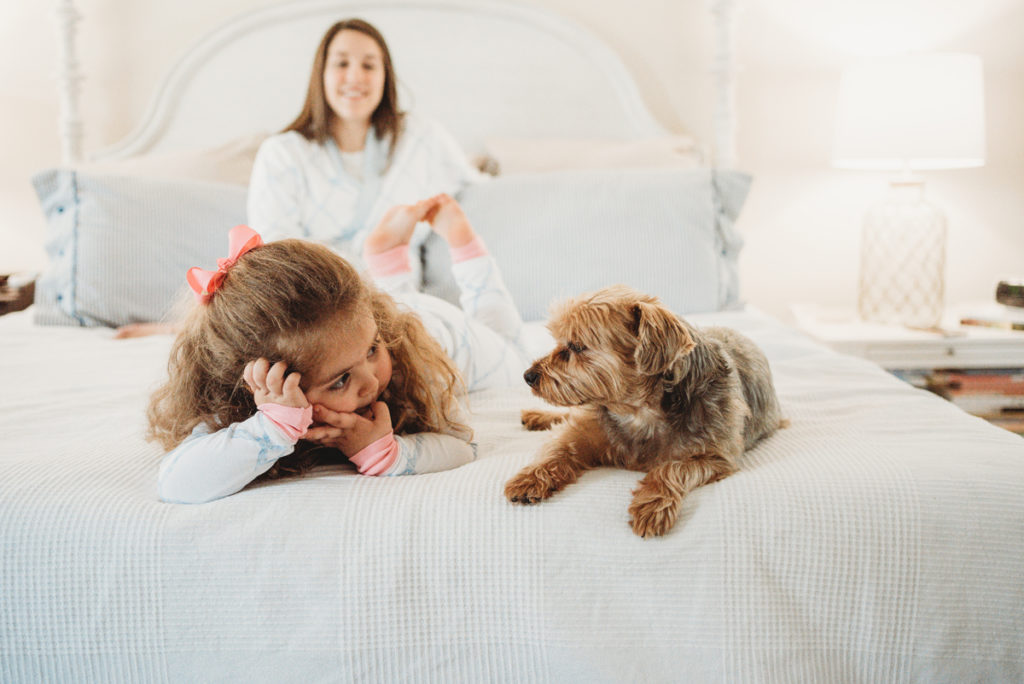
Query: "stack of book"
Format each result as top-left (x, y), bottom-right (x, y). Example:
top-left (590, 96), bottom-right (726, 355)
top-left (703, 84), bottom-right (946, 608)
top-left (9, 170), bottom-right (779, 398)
top-left (928, 369), bottom-right (1024, 435)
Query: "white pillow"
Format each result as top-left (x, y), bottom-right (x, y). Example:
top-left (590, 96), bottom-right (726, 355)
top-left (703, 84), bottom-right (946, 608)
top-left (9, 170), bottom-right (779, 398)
top-left (483, 135), bottom-right (704, 175)
top-left (79, 133), bottom-right (269, 187)
top-left (425, 168), bottom-right (750, 321)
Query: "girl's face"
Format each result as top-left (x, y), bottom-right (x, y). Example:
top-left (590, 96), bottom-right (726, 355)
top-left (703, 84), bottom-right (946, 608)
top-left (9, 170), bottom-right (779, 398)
top-left (322, 29), bottom-right (387, 127)
top-left (304, 312), bottom-right (393, 415)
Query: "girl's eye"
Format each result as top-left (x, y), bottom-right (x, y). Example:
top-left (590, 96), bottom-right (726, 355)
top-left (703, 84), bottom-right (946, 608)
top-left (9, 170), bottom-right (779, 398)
top-left (368, 342), bottom-right (378, 358)
top-left (363, 63), bottom-right (376, 70)
top-left (330, 373), bottom-right (350, 391)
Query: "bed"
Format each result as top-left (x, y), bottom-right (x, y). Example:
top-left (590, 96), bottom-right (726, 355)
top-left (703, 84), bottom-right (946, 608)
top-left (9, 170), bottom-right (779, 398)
top-left (4, 0), bottom-right (1024, 681)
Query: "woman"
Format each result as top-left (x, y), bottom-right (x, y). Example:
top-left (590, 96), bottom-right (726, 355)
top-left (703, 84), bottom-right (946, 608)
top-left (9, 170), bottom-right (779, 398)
top-left (116, 19), bottom-right (480, 339)
top-left (247, 18), bottom-right (482, 277)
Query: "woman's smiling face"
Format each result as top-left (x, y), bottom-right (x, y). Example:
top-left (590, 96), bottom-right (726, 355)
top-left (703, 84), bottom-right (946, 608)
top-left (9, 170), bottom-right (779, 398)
top-left (322, 29), bottom-right (387, 127)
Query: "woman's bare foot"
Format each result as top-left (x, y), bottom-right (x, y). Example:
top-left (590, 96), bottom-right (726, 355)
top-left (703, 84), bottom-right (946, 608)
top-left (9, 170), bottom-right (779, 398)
top-left (425, 194), bottom-right (475, 248)
top-left (363, 198), bottom-right (439, 255)
top-left (113, 321), bottom-right (179, 339)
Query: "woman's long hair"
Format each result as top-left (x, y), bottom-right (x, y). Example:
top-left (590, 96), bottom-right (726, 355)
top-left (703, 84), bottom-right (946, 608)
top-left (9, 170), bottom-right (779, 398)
top-left (282, 18), bottom-right (405, 159)
top-left (147, 239), bottom-right (467, 476)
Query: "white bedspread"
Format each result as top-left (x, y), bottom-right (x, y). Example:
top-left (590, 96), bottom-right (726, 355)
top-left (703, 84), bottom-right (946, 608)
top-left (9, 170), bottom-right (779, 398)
top-left (2, 308), bottom-right (1023, 682)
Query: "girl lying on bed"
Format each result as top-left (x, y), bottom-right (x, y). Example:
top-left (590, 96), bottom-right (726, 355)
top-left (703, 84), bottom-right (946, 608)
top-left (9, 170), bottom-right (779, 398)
top-left (148, 194), bottom-right (528, 504)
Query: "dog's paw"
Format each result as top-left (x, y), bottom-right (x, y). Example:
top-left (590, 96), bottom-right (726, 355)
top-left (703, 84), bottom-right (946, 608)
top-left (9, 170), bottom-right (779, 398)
top-left (504, 468), bottom-right (557, 504)
top-left (628, 493), bottom-right (680, 538)
top-left (520, 409), bottom-right (565, 431)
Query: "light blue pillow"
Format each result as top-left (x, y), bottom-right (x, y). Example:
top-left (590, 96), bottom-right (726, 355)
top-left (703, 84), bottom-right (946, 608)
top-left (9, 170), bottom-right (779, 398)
top-left (31, 169), bottom-right (248, 327)
top-left (424, 168), bottom-right (751, 321)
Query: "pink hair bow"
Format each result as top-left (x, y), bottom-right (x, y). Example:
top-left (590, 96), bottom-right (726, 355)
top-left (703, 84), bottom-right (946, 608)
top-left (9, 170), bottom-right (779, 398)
top-left (186, 225), bottom-right (264, 303)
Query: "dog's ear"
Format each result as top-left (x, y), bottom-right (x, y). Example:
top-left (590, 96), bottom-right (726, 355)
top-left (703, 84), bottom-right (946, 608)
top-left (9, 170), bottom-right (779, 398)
top-left (631, 302), bottom-right (695, 376)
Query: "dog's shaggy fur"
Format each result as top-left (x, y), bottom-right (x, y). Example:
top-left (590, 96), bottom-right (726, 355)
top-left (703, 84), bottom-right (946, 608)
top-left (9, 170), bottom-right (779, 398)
top-left (505, 285), bottom-right (786, 538)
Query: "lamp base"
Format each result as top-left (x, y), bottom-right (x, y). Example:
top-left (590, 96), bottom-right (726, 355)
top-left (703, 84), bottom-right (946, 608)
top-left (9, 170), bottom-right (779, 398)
top-left (858, 179), bottom-right (946, 329)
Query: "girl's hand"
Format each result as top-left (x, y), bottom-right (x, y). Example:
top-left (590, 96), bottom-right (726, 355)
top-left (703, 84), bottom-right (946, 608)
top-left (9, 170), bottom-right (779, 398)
top-left (304, 401), bottom-right (393, 456)
top-left (243, 358), bottom-right (309, 409)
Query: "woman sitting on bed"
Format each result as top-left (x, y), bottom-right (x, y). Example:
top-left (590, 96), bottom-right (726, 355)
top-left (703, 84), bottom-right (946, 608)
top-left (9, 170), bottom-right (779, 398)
top-left (148, 194), bottom-right (527, 504)
top-left (248, 17), bottom-right (482, 273)
top-left (115, 18), bottom-right (479, 339)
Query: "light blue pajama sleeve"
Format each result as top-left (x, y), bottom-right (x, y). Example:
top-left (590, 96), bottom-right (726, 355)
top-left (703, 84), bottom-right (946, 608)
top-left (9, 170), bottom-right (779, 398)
top-left (157, 413), bottom-right (297, 504)
top-left (383, 433), bottom-right (478, 476)
top-left (157, 409), bottom-right (477, 503)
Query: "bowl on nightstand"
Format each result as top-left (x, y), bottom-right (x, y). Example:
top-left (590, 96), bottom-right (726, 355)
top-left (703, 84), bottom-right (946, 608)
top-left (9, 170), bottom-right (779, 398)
top-left (0, 273), bottom-right (37, 316)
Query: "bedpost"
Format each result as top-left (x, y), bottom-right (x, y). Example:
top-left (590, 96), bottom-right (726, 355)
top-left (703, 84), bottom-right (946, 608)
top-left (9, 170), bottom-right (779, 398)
top-left (708, 0), bottom-right (740, 169)
top-left (54, 0), bottom-right (84, 164)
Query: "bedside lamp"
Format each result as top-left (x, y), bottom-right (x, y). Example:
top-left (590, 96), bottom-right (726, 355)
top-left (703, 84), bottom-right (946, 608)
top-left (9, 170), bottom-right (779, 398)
top-left (833, 53), bottom-right (986, 328)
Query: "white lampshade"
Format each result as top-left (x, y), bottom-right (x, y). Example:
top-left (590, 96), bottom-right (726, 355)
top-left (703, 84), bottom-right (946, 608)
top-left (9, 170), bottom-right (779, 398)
top-left (833, 53), bottom-right (986, 171)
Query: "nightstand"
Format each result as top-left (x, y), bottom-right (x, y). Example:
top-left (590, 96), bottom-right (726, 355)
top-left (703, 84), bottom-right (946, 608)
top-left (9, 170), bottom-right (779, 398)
top-left (0, 274), bottom-right (36, 316)
top-left (792, 303), bottom-right (1024, 434)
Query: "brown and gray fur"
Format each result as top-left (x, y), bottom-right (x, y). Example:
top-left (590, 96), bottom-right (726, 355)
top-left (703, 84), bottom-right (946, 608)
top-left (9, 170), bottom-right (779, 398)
top-left (505, 285), bottom-right (786, 538)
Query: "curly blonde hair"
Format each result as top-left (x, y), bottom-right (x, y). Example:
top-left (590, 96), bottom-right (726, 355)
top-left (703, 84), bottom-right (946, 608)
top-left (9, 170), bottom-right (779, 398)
top-left (147, 239), bottom-right (467, 476)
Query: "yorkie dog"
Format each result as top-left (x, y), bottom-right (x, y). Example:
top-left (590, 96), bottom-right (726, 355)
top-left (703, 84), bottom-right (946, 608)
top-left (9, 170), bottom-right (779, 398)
top-left (505, 285), bottom-right (785, 538)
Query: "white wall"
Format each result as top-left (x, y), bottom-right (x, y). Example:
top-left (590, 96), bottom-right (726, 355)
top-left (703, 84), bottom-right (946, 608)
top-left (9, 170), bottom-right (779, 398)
top-left (1, 0), bottom-right (1022, 321)
top-left (735, 0), bottom-right (1024, 320)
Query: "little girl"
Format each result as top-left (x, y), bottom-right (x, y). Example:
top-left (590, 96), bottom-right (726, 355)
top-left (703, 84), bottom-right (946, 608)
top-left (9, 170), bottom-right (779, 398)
top-left (148, 194), bottom-right (528, 504)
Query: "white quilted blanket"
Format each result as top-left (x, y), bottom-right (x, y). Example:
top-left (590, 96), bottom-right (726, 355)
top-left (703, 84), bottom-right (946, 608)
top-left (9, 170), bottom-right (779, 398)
top-left (2, 308), bottom-right (1022, 682)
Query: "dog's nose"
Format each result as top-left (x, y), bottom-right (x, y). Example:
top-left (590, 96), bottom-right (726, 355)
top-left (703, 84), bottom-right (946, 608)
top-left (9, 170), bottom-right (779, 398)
top-left (523, 369), bottom-right (540, 387)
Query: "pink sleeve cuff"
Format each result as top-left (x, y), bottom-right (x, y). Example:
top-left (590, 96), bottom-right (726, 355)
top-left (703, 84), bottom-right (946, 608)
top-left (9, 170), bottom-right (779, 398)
top-left (364, 244), bottom-right (412, 277)
top-left (259, 403), bottom-right (313, 441)
top-left (349, 433), bottom-right (399, 476)
top-left (449, 236), bottom-right (488, 263)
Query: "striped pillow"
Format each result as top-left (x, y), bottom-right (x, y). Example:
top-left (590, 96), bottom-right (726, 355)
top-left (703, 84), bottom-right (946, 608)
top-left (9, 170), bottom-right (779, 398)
top-left (31, 169), bottom-right (248, 327)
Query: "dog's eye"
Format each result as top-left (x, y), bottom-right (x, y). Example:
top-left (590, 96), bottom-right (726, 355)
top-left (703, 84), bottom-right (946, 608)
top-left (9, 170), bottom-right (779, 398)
top-left (567, 342), bottom-right (586, 354)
